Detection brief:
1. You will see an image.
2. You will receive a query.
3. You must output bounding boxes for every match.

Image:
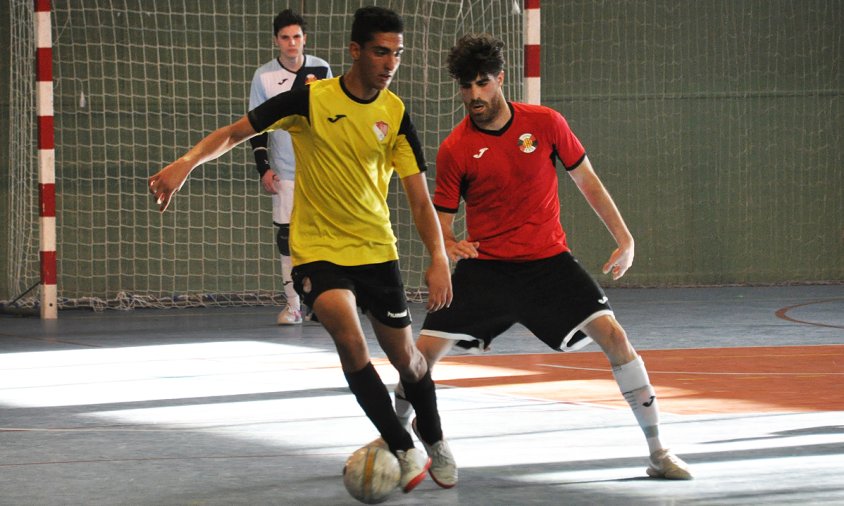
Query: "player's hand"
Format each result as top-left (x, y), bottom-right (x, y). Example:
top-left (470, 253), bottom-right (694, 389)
top-left (602, 243), bottom-right (634, 280)
top-left (446, 240), bottom-right (480, 263)
top-left (425, 256), bottom-right (453, 312)
top-left (261, 170), bottom-right (279, 194)
top-left (149, 161), bottom-right (192, 212)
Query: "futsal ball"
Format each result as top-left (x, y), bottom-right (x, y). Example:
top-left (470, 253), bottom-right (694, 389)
top-left (342, 445), bottom-right (401, 504)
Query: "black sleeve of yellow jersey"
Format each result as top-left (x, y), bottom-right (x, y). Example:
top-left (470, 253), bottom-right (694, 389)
top-left (248, 133), bottom-right (271, 177)
top-left (247, 87), bottom-right (310, 134)
top-left (399, 111), bottom-right (428, 173)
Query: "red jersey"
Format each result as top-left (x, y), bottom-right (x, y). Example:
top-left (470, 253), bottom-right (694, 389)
top-left (434, 102), bottom-right (586, 261)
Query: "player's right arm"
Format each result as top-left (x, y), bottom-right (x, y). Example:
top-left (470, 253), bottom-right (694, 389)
top-left (150, 87), bottom-right (309, 212)
top-left (437, 212), bottom-right (479, 263)
top-left (149, 115), bottom-right (257, 212)
top-left (433, 140), bottom-right (479, 263)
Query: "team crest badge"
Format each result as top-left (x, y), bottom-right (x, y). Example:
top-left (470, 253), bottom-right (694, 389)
top-left (518, 133), bottom-right (538, 153)
top-left (373, 121), bottom-right (389, 141)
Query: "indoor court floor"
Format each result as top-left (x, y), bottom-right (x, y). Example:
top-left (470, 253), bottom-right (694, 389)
top-left (1, 284), bottom-right (842, 505)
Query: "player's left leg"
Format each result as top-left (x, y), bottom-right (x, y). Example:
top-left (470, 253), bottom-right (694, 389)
top-left (394, 333), bottom-right (455, 430)
top-left (521, 253), bottom-right (691, 479)
top-left (373, 320), bottom-right (457, 489)
top-left (273, 180), bottom-right (301, 325)
top-left (393, 336), bottom-right (459, 487)
top-left (368, 318), bottom-right (440, 491)
top-left (316, 289), bottom-right (430, 492)
top-left (275, 223), bottom-right (302, 324)
top-left (585, 315), bottom-right (692, 479)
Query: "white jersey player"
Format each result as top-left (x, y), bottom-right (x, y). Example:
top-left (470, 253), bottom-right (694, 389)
top-left (248, 9), bottom-right (332, 324)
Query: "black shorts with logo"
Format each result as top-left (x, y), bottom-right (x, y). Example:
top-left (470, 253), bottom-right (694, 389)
top-left (422, 252), bottom-right (613, 351)
top-left (292, 260), bottom-right (411, 329)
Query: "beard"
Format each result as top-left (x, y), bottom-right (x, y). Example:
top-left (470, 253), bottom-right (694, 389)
top-left (467, 97), bottom-right (503, 129)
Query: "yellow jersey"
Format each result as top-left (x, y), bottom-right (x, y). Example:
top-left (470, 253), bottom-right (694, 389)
top-left (247, 76), bottom-right (427, 266)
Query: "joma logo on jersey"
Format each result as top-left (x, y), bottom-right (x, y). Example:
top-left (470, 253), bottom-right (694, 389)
top-left (518, 133), bottom-right (538, 153)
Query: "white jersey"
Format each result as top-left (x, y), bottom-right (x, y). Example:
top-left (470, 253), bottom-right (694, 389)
top-left (249, 55), bottom-right (332, 180)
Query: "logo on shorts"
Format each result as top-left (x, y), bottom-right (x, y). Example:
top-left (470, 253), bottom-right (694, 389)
top-left (387, 309), bottom-right (408, 319)
top-left (598, 296), bottom-right (608, 305)
top-left (518, 133), bottom-right (538, 153)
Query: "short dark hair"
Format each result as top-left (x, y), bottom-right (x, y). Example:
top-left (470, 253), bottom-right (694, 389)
top-left (273, 9), bottom-right (306, 36)
top-left (350, 6), bottom-right (403, 46)
top-left (447, 33), bottom-right (505, 83)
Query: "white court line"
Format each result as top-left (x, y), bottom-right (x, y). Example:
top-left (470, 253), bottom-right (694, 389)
top-left (538, 363), bottom-right (844, 375)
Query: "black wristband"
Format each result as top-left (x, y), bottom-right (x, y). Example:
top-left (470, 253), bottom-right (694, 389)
top-left (253, 148), bottom-right (271, 177)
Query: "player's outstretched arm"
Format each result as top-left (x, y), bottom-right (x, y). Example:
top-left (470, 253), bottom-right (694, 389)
top-left (401, 172), bottom-right (453, 312)
top-left (568, 155), bottom-right (634, 280)
top-left (149, 116), bottom-right (257, 212)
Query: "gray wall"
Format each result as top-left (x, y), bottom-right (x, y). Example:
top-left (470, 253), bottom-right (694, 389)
top-left (542, 1), bottom-right (843, 286)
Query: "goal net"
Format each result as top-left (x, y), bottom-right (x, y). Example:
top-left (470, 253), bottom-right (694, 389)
top-left (5, 0), bottom-right (523, 310)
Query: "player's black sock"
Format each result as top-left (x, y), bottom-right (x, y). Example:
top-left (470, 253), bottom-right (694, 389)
top-left (401, 369), bottom-right (443, 444)
top-left (345, 362), bottom-right (413, 452)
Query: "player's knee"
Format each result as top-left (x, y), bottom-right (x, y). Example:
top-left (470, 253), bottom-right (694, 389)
top-left (391, 348), bottom-right (426, 382)
top-left (417, 334), bottom-right (454, 366)
top-left (276, 223), bottom-right (290, 255)
top-left (587, 316), bottom-right (633, 360)
top-left (606, 323), bottom-right (630, 349)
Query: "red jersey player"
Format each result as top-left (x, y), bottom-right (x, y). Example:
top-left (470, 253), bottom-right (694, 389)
top-left (395, 33), bottom-right (692, 481)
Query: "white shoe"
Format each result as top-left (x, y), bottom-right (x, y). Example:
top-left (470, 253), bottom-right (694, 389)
top-left (412, 418), bottom-right (457, 488)
top-left (276, 306), bottom-right (302, 325)
top-left (647, 449), bottom-right (693, 480)
top-left (395, 447), bottom-right (430, 493)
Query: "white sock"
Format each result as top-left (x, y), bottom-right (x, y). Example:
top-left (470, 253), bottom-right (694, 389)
top-left (612, 355), bottom-right (664, 454)
top-left (281, 255), bottom-right (300, 311)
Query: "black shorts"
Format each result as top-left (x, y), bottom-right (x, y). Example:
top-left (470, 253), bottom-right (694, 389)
top-left (291, 260), bottom-right (411, 329)
top-left (421, 252), bottom-right (613, 351)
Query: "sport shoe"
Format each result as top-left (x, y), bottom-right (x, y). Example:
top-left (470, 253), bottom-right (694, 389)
top-left (395, 447), bottom-right (430, 493)
top-left (412, 418), bottom-right (458, 488)
top-left (647, 449), bottom-right (693, 480)
top-left (276, 306), bottom-right (302, 325)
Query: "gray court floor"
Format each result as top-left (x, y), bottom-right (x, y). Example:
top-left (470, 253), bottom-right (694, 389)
top-left (1, 285), bottom-right (843, 505)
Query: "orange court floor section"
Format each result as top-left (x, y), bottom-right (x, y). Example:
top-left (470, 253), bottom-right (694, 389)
top-left (429, 345), bottom-right (844, 415)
